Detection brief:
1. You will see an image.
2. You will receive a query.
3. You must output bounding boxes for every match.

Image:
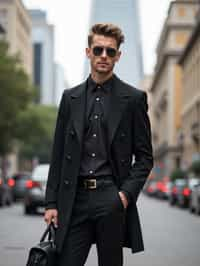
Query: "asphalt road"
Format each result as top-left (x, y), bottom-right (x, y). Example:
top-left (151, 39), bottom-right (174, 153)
top-left (0, 194), bottom-right (200, 266)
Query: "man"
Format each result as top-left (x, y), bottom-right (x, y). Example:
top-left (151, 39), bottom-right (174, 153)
top-left (44, 23), bottom-right (153, 266)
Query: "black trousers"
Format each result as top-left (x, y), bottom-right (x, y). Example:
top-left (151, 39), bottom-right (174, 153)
top-left (58, 178), bottom-right (126, 266)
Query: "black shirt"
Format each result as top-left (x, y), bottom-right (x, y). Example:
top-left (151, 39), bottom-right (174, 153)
top-left (78, 74), bottom-right (132, 203)
top-left (79, 74), bottom-right (113, 177)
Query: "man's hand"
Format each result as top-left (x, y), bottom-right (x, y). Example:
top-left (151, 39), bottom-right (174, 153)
top-left (119, 191), bottom-right (128, 209)
top-left (44, 209), bottom-right (58, 227)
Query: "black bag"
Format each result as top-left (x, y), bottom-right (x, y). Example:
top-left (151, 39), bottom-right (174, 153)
top-left (26, 222), bottom-right (57, 266)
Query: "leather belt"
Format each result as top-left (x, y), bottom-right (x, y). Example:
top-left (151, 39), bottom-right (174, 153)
top-left (77, 176), bottom-right (114, 190)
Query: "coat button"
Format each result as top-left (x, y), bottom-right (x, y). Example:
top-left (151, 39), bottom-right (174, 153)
top-left (66, 154), bottom-right (72, 161)
top-left (121, 159), bottom-right (125, 164)
top-left (70, 130), bottom-right (75, 137)
top-left (121, 158), bottom-right (130, 166)
top-left (120, 133), bottom-right (126, 139)
top-left (121, 159), bottom-right (128, 165)
top-left (64, 180), bottom-right (70, 185)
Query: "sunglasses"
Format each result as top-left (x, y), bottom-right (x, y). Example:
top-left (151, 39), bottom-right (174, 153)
top-left (92, 46), bottom-right (117, 58)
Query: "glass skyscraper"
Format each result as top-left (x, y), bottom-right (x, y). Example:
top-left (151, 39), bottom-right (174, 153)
top-left (84, 0), bottom-right (143, 87)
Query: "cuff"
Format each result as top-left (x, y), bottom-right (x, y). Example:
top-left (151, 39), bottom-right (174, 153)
top-left (45, 202), bottom-right (57, 210)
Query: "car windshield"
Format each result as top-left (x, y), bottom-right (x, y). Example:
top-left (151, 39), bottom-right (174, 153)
top-left (31, 165), bottom-right (49, 181)
top-left (175, 179), bottom-right (186, 186)
top-left (189, 178), bottom-right (200, 187)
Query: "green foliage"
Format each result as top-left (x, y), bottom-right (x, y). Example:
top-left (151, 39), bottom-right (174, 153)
top-left (0, 40), bottom-right (35, 155)
top-left (170, 168), bottom-right (187, 181)
top-left (16, 104), bottom-right (58, 163)
top-left (189, 159), bottom-right (200, 176)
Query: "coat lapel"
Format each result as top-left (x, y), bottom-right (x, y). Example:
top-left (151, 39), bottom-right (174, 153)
top-left (107, 75), bottom-right (132, 146)
top-left (70, 81), bottom-right (87, 145)
top-left (69, 75), bottom-right (132, 148)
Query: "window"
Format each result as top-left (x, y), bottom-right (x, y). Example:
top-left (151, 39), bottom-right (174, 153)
top-left (178, 6), bottom-right (186, 17)
top-left (175, 33), bottom-right (187, 45)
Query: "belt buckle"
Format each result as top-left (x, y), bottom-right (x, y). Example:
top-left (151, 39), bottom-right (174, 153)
top-left (84, 179), bottom-right (96, 189)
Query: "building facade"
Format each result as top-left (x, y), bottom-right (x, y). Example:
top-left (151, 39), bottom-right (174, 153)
top-left (0, 0), bottom-right (32, 76)
top-left (140, 75), bottom-right (154, 130)
top-left (0, 0), bottom-right (33, 176)
top-left (150, 0), bottom-right (199, 178)
top-left (84, 0), bottom-right (143, 87)
top-left (178, 8), bottom-right (200, 167)
top-left (29, 9), bottom-right (55, 105)
top-left (0, 22), bottom-right (5, 38)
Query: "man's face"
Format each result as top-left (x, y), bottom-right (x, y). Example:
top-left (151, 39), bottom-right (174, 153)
top-left (86, 34), bottom-right (121, 75)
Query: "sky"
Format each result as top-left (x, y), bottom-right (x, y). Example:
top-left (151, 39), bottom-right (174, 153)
top-left (23, 0), bottom-right (171, 87)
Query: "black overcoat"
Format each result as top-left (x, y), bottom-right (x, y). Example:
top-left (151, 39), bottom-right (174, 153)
top-left (45, 74), bottom-right (153, 254)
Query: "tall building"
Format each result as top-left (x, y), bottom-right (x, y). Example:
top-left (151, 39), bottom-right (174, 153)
top-left (29, 9), bottom-right (55, 105)
top-left (0, 0), bottom-right (33, 76)
top-left (150, 0), bottom-right (199, 177)
top-left (178, 6), bottom-right (200, 166)
top-left (84, 0), bottom-right (143, 87)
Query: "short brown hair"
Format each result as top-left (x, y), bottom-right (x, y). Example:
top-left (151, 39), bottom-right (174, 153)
top-left (88, 23), bottom-right (125, 49)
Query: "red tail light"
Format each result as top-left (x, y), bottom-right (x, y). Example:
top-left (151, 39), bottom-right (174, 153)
top-left (157, 182), bottom-right (163, 191)
top-left (7, 178), bottom-right (15, 187)
top-left (147, 187), bottom-right (153, 192)
top-left (0, 178), bottom-right (2, 186)
top-left (183, 188), bottom-right (191, 197)
top-left (172, 187), bottom-right (177, 194)
top-left (25, 180), bottom-right (41, 189)
top-left (162, 184), bottom-right (168, 193)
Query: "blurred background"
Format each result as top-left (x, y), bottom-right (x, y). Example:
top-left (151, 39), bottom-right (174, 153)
top-left (0, 1), bottom-right (200, 266)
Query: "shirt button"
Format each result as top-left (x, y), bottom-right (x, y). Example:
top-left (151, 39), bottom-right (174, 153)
top-left (92, 133), bottom-right (97, 138)
top-left (91, 153), bottom-right (96, 157)
top-left (94, 115), bottom-right (98, 119)
top-left (89, 170), bottom-right (94, 174)
top-left (96, 97), bottom-right (100, 102)
top-left (64, 180), bottom-right (70, 185)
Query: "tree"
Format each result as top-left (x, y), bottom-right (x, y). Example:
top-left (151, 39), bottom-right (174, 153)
top-left (16, 104), bottom-right (58, 166)
top-left (189, 159), bottom-right (200, 177)
top-left (0, 40), bottom-right (34, 175)
top-left (170, 168), bottom-right (187, 181)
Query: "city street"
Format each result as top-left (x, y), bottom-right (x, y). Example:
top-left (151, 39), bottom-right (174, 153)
top-left (1, 1), bottom-right (200, 266)
top-left (0, 194), bottom-right (200, 266)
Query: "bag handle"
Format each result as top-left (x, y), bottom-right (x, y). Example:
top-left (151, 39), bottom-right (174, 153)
top-left (40, 222), bottom-right (56, 244)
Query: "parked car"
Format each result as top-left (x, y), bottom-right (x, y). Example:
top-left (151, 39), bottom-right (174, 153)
top-left (143, 180), bottom-right (158, 197)
top-left (159, 180), bottom-right (173, 199)
top-left (0, 172), bottom-right (13, 207)
top-left (168, 179), bottom-right (187, 206)
top-left (10, 172), bottom-right (31, 201)
top-left (189, 180), bottom-right (200, 214)
top-left (145, 177), bottom-right (171, 200)
top-left (24, 164), bottom-right (49, 214)
top-left (155, 180), bottom-right (172, 199)
top-left (177, 178), bottom-right (200, 208)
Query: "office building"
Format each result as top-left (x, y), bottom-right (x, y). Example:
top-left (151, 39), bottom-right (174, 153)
top-left (29, 9), bottom-right (55, 105)
top-left (0, 0), bottom-right (32, 76)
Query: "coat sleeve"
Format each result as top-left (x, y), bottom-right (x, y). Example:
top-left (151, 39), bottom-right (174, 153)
top-left (45, 91), bottom-right (68, 210)
top-left (120, 91), bottom-right (154, 203)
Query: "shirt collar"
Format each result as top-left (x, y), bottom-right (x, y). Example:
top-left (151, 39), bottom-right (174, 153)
top-left (87, 74), bottom-right (114, 93)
